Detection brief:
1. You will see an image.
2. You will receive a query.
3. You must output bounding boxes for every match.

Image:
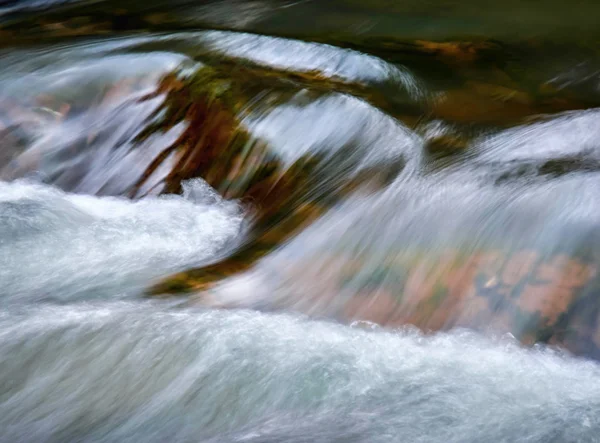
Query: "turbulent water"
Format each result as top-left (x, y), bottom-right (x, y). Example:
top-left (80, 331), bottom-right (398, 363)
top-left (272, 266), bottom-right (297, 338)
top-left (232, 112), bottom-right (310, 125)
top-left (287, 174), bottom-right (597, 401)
top-left (1, 1), bottom-right (600, 442)
top-left (4, 304), bottom-right (600, 442)
top-left (0, 179), bottom-right (243, 301)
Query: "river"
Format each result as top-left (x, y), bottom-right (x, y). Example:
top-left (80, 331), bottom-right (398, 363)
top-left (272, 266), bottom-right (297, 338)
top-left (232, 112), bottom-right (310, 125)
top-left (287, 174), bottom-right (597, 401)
top-left (1, 1), bottom-right (600, 442)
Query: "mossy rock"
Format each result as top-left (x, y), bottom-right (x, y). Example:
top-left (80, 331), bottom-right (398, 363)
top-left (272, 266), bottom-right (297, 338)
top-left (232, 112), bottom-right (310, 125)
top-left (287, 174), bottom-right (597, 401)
top-left (141, 64), bottom-right (406, 294)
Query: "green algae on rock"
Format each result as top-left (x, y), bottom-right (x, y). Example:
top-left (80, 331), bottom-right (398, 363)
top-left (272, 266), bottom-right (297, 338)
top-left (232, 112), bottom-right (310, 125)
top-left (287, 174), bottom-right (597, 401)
top-left (134, 63), bottom-right (412, 294)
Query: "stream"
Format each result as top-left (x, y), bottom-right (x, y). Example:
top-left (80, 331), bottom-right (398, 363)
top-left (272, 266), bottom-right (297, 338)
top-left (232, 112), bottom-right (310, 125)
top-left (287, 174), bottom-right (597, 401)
top-left (1, 1), bottom-right (600, 442)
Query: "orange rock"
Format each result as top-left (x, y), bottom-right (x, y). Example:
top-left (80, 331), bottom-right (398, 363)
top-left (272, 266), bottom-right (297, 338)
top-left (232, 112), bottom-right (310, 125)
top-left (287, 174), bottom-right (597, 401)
top-left (454, 296), bottom-right (493, 328)
top-left (443, 263), bottom-right (472, 300)
top-left (343, 290), bottom-right (401, 325)
top-left (501, 250), bottom-right (538, 286)
top-left (476, 251), bottom-right (504, 285)
top-left (414, 40), bottom-right (495, 62)
top-left (402, 260), bottom-right (442, 311)
top-left (517, 284), bottom-right (577, 324)
top-left (396, 251), bottom-right (506, 330)
top-left (536, 255), bottom-right (596, 288)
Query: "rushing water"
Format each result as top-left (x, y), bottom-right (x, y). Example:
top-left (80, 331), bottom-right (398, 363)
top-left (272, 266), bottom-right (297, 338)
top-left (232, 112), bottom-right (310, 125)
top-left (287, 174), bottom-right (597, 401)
top-left (3, 304), bottom-right (600, 442)
top-left (1, 1), bottom-right (600, 442)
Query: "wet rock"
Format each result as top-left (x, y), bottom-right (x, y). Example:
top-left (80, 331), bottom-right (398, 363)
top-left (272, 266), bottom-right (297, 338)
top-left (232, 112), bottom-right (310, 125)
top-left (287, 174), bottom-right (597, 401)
top-left (195, 245), bottom-right (600, 358)
top-left (146, 63), bottom-right (414, 294)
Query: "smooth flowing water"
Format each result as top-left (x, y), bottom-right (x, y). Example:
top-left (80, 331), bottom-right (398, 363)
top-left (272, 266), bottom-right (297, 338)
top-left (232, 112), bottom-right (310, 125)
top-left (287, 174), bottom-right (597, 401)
top-left (1, 1), bottom-right (600, 442)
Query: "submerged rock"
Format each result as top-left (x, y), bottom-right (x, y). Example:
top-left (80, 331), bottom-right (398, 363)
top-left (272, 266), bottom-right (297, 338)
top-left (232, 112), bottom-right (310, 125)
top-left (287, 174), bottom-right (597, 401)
top-left (190, 246), bottom-right (600, 358)
top-left (141, 57), bottom-right (600, 360)
top-left (147, 63), bottom-right (416, 293)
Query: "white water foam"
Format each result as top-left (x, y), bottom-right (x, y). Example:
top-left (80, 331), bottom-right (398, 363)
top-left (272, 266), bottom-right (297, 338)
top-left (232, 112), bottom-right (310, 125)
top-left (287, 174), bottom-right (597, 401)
top-left (0, 179), bottom-right (244, 302)
top-left (0, 303), bottom-right (599, 442)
